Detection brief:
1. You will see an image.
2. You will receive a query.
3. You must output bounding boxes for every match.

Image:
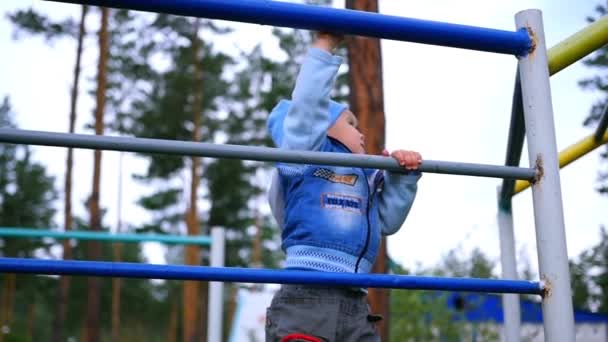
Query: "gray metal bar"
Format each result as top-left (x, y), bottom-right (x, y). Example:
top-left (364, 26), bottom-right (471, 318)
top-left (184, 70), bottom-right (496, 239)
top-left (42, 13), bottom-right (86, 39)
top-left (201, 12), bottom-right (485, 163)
top-left (594, 103), bottom-right (608, 143)
top-left (498, 69), bottom-right (526, 342)
top-left (208, 227), bottom-right (225, 342)
top-left (516, 10), bottom-right (575, 341)
top-left (0, 128), bottom-right (537, 180)
top-left (499, 71), bottom-right (526, 210)
top-left (496, 191), bottom-right (522, 342)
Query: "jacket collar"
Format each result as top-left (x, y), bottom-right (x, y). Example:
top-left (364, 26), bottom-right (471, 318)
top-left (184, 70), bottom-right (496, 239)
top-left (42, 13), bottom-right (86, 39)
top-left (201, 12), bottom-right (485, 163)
top-left (327, 136), bottom-right (382, 184)
top-left (328, 136), bottom-right (353, 153)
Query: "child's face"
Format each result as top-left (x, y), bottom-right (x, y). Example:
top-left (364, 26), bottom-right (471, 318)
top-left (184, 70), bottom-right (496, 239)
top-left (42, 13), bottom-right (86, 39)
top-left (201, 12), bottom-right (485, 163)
top-left (328, 110), bottom-right (366, 154)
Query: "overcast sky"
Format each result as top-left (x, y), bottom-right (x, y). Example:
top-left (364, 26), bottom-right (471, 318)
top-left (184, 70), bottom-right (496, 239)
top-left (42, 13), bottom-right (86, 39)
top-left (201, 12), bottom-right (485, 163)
top-left (1, 0), bottom-right (606, 278)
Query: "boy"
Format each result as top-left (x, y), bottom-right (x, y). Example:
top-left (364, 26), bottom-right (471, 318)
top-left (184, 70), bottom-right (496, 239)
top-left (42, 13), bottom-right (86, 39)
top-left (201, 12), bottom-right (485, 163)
top-left (266, 32), bottom-right (422, 342)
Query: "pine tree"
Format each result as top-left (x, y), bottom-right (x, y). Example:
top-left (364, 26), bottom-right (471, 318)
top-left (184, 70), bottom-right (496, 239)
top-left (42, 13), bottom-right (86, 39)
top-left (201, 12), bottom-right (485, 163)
top-left (568, 0), bottom-right (608, 318)
top-left (8, 8), bottom-right (77, 39)
top-left (102, 3), bottom-right (345, 338)
top-left (110, 14), bottom-right (236, 340)
top-left (0, 97), bottom-right (57, 340)
top-left (579, 3), bottom-right (608, 194)
top-left (8, 6), bottom-right (89, 341)
top-left (84, 7), bottom-right (109, 342)
top-left (112, 14), bottom-right (328, 338)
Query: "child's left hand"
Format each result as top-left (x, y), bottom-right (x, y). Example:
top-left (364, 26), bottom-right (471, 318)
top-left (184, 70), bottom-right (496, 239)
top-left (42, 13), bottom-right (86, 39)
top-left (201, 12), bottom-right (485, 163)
top-left (383, 149), bottom-right (422, 170)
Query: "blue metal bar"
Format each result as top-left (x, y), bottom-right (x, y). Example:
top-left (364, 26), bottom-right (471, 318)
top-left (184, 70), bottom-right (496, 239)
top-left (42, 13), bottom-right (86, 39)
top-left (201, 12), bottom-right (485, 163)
top-left (0, 258), bottom-right (543, 295)
top-left (0, 227), bottom-right (211, 245)
top-left (45, 0), bottom-right (532, 56)
top-left (0, 129), bottom-right (537, 180)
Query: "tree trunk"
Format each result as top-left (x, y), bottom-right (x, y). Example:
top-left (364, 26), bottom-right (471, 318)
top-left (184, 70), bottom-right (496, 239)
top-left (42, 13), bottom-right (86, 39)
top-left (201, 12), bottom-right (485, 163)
top-left (80, 318), bottom-right (88, 342)
top-left (168, 300), bottom-right (178, 342)
top-left (252, 210), bottom-right (263, 268)
top-left (111, 243), bottom-right (122, 341)
top-left (344, 0), bottom-right (389, 340)
top-left (0, 273), bottom-right (16, 342)
top-left (53, 6), bottom-right (88, 342)
top-left (86, 7), bottom-right (109, 342)
top-left (26, 302), bottom-right (35, 341)
top-left (183, 18), bottom-right (204, 342)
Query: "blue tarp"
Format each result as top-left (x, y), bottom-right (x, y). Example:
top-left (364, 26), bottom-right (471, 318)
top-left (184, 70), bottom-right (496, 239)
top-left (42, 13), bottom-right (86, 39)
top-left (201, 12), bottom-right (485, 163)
top-left (446, 292), bottom-right (608, 324)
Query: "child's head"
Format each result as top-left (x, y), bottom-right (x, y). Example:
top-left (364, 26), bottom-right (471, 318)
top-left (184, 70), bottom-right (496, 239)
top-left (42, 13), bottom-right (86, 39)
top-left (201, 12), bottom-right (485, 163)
top-left (327, 109), bottom-right (365, 154)
top-left (268, 99), bottom-right (366, 154)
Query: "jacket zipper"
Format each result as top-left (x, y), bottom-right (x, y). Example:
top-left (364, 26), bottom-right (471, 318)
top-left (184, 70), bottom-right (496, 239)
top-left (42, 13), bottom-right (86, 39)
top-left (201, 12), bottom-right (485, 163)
top-left (355, 168), bottom-right (374, 273)
top-left (325, 137), bottom-right (373, 274)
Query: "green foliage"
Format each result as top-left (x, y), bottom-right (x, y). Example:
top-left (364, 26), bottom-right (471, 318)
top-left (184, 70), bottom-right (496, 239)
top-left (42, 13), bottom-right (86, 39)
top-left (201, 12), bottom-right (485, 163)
top-left (0, 97), bottom-right (57, 258)
top-left (65, 234), bottom-right (172, 339)
top-left (570, 226), bottom-right (608, 314)
top-left (101, 1), bottom-right (349, 271)
top-left (2, 1), bottom-right (348, 339)
top-left (570, 257), bottom-right (592, 312)
top-left (2, 214), bottom-right (174, 340)
top-left (431, 247), bottom-right (496, 279)
top-left (7, 8), bottom-right (78, 41)
top-left (579, 3), bottom-right (608, 194)
top-left (568, 0), bottom-right (608, 317)
top-left (0, 98), bottom-right (58, 339)
top-left (114, 15), bottom-right (236, 248)
top-left (391, 288), bottom-right (463, 341)
top-left (110, 12), bottom-right (310, 269)
top-left (390, 248), bottom-right (500, 341)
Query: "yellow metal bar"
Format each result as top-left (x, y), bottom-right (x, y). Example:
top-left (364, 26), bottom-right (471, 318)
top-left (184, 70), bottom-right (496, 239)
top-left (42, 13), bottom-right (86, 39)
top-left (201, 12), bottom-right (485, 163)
top-left (514, 132), bottom-right (608, 194)
top-left (548, 16), bottom-right (608, 75)
top-left (510, 17), bottom-right (608, 196)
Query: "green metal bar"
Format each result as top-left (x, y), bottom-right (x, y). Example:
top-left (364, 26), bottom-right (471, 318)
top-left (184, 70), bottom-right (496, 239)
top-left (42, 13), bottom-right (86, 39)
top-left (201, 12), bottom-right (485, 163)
top-left (0, 227), bottom-right (211, 245)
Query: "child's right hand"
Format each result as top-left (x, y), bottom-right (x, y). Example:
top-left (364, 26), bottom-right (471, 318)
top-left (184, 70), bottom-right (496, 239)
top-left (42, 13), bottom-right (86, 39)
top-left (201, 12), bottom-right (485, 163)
top-left (314, 32), bottom-right (344, 52)
top-left (383, 149), bottom-right (422, 171)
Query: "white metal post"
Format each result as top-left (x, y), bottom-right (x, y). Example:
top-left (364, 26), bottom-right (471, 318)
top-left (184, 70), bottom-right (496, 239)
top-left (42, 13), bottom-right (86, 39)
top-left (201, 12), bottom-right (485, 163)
top-left (515, 9), bottom-right (575, 342)
top-left (207, 227), bottom-right (226, 342)
top-left (496, 191), bottom-right (521, 342)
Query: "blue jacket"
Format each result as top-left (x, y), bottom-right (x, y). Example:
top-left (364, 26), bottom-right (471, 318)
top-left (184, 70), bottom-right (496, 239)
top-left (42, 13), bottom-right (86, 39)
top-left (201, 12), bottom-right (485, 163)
top-left (268, 48), bottom-right (420, 274)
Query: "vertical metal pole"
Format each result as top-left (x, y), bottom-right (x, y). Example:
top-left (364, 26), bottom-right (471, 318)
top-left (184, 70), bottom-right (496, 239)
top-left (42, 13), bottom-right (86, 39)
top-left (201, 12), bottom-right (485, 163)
top-left (594, 103), bottom-right (608, 143)
top-left (207, 228), bottom-right (225, 342)
top-left (515, 9), bottom-right (575, 342)
top-left (497, 188), bottom-right (521, 342)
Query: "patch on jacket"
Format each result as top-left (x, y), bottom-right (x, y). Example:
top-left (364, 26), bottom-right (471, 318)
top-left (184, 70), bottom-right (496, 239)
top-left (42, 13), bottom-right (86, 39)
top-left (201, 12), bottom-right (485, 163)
top-left (321, 193), bottom-right (363, 214)
top-left (313, 168), bottom-right (358, 186)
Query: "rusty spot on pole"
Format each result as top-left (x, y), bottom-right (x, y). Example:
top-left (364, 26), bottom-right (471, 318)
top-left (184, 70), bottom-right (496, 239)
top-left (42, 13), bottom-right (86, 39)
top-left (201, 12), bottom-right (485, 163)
top-left (541, 275), bottom-right (551, 298)
top-left (532, 154), bottom-right (544, 184)
top-left (526, 26), bottom-right (537, 55)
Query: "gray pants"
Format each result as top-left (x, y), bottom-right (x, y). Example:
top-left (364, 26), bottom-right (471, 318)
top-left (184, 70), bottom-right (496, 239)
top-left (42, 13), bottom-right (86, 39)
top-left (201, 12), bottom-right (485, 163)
top-left (265, 285), bottom-right (381, 342)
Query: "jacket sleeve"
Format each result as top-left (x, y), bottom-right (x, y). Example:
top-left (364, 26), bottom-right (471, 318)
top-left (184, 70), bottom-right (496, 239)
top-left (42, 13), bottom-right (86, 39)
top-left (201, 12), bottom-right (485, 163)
top-left (281, 48), bottom-right (343, 151)
top-left (378, 171), bottom-right (421, 236)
